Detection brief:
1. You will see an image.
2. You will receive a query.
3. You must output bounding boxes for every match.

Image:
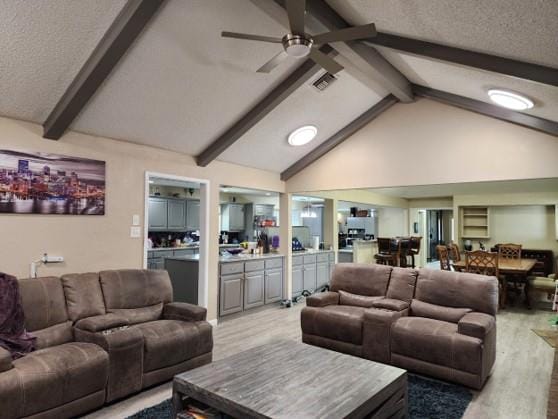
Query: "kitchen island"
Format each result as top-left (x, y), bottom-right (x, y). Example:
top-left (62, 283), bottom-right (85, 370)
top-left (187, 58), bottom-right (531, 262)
top-left (165, 253), bottom-right (285, 317)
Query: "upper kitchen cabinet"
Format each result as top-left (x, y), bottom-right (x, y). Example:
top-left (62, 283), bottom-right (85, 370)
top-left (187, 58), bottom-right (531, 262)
top-left (148, 197), bottom-right (168, 230)
top-left (186, 200), bottom-right (200, 231)
top-left (167, 198), bottom-right (187, 230)
top-left (221, 203), bottom-right (245, 231)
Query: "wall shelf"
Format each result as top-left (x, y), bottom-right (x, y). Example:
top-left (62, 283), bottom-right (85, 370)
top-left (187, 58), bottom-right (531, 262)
top-left (461, 206), bottom-right (490, 239)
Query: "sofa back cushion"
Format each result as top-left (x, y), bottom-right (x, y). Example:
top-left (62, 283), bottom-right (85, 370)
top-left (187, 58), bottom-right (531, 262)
top-left (416, 268), bottom-right (498, 315)
top-left (411, 299), bottom-right (472, 323)
top-left (386, 267), bottom-right (418, 303)
top-left (331, 263), bottom-right (392, 296)
top-left (18, 277), bottom-right (72, 348)
top-left (61, 272), bottom-right (106, 321)
top-left (99, 270), bottom-right (173, 324)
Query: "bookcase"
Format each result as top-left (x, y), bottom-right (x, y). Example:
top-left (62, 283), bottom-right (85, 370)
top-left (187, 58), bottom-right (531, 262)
top-left (461, 206), bottom-right (490, 239)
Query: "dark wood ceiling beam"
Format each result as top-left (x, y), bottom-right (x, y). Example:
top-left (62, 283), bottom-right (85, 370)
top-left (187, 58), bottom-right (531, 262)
top-left (366, 33), bottom-right (558, 88)
top-left (413, 84), bottom-right (558, 137)
top-left (196, 46), bottom-right (336, 167)
top-left (43, 0), bottom-right (166, 140)
top-left (281, 95), bottom-right (398, 181)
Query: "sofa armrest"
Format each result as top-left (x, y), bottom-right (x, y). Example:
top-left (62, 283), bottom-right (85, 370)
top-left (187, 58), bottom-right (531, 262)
top-left (306, 291), bottom-right (339, 307)
top-left (458, 312), bottom-right (495, 340)
top-left (362, 308), bottom-right (408, 363)
top-left (0, 347), bottom-right (13, 372)
top-left (163, 302), bottom-right (207, 322)
top-left (75, 313), bottom-right (129, 332)
top-left (371, 298), bottom-right (409, 312)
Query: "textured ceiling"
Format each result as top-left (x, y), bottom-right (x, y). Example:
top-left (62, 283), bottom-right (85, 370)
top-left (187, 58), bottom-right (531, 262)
top-left (218, 71), bottom-right (384, 172)
top-left (0, 0), bottom-right (127, 123)
top-left (71, 0), bottom-right (301, 156)
top-left (377, 48), bottom-right (558, 122)
top-left (370, 178), bottom-right (558, 199)
top-left (326, 0), bottom-right (558, 68)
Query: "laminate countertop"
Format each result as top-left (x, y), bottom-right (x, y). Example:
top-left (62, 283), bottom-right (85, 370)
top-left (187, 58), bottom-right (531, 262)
top-left (292, 249), bottom-right (335, 255)
top-left (166, 253), bottom-right (285, 263)
top-left (149, 244), bottom-right (239, 252)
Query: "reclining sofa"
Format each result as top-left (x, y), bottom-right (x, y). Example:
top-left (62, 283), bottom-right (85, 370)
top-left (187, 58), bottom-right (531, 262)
top-left (0, 269), bottom-right (213, 419)
top-left (302, 264), bottom-right (498, 389)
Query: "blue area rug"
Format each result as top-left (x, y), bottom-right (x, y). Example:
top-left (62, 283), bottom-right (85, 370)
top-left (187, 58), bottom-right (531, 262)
top-left (127, 374), bottom-right (472, 419)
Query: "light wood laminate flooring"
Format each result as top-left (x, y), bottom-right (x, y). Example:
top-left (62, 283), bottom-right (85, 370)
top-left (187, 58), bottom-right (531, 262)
top-left (84, 303), bottom-right (554, 419)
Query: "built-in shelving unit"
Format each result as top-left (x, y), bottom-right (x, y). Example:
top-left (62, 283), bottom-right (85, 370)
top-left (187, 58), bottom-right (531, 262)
top-left (461, 206), bottom-right (490, 239)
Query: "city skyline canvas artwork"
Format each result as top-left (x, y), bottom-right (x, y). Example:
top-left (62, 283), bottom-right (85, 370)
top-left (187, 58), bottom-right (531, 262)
top-left (0, 149), bottom-right (105, 215)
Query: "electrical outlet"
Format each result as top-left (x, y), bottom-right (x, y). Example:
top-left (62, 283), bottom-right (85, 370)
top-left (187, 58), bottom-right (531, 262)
top-left (130, 226), bottom-right (141, 238)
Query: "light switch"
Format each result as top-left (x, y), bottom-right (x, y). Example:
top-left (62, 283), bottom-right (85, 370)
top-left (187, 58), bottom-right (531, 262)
top-left (132, 214), bottom-right (140, 226)
top-left (130, 226), bottom-right (141, 238)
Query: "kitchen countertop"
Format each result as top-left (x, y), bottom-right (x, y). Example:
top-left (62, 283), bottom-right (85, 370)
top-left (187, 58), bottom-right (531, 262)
top-left (149, 244), bottom-right (239, 252)
top-left (338, 249), bottom-right (353, 253)
top-left (292, 249), bottom-right (335, 255)
top-left (166, 253), bottom-right (285, 263)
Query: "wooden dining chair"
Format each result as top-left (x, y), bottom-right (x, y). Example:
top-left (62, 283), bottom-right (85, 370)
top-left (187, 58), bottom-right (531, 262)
top-left (436, 245), bottom-right (451, 271)
top-left (448, 243), bottom-right (464, 272)
top-left (498, 243), bottom-right (523, 297)
top-left (466, 250), bottom-right (504, 308)
top-left (408, 236), bottom-right (422, 268)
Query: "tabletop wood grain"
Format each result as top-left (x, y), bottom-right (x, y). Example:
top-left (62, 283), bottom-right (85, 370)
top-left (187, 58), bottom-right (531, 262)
top-left (453, 258), bottom-right (537, 274)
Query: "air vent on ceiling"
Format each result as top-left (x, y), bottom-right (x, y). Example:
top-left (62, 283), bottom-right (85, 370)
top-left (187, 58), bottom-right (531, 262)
top-left (312, 72), bottom-right (337, 91)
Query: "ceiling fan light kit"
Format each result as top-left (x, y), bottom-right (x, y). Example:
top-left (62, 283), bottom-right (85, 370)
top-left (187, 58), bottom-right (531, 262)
top-left (221, 0), bottom-right (376, 74)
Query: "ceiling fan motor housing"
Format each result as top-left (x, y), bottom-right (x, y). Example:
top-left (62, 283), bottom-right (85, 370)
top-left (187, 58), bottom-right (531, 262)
top-left (282, 34), bottom-right (313, 57)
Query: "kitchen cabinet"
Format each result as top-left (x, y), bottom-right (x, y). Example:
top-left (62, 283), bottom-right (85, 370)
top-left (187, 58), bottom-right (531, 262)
top-left (265, 269), bottom-right (283, 304)
top-left (244, 271), bottom-right (265, 310)
top-left (303, 263), bottom-right (317, 293)
top-left (167, 199), bottom-right (186, 230)
top-left (220, 274), bottom-right (244, 316)
top-left (292, 256), bottom-right (304, 297)
top-left (347, 217), bottom-right (376, 235)
top-left (221, 204), bottom-right (245, 231)
top-left (316, 253), bottom-right (330, 289)
top-left (329, 252), bottom-right (336, 281)
top-left (292, 251), bottom-right (335, 299)
top-left (148, 198), bottom-right (168, 230)
top-left (186, 200), bottom-right (200, 231)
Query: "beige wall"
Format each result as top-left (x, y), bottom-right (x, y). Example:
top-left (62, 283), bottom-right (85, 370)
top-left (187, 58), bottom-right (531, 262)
top-left (285, 98), bottom-right (558, 192)
top-left (377, 207), bottom-right (409, 237)
top-left (0, 117), bottom-right (284, 321)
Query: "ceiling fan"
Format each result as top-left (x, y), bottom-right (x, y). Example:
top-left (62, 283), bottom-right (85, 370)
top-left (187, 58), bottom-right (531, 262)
top-left (221, 0), bottom-right (377, 74)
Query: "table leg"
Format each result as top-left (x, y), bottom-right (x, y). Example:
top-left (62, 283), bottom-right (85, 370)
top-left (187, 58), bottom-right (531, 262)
top-left (499, 277), bottom-right (507, 309)
top-left (172, 382), bottom-right (184, 418)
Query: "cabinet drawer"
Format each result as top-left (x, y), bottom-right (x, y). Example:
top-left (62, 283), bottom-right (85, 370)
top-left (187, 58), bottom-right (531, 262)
top-left (316, 253), bottom-right (329, 263)
top-left (221, 262), bottom-right (244, 275)
top-left (303, 255), bottom-right (316, 264)
top-left (245, 260), bottom-right (265, 272)
top-left (265, 258), bottom-right (283, 270)
top-left (293, 255), bottom-right (304, 266)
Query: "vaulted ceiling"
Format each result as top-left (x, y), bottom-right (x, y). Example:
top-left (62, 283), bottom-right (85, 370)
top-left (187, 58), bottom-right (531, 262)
top-left (1, 0), bottom-right (556, 176)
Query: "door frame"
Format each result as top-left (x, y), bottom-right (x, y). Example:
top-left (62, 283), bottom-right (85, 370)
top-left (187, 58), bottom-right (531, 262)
top-left (144, 171), bottom-right (211, 309)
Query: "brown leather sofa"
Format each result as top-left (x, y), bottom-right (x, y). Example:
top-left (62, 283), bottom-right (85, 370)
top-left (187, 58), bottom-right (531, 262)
top-left (0, 269), bottom-right (212, 419)
top-left (301, 264), bottom-right (498, 390)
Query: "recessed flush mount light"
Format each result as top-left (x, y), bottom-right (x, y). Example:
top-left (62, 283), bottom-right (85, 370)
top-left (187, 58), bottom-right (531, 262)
top-left (487, 89), bottom-right (534, 110)
top-left (288, 125), bottom-right (317, 146)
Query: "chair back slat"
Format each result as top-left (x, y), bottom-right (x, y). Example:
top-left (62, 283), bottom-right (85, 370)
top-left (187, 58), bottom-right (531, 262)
top-left (436, 245), bottom-right (451, 271)
top-left (498, 243), bottom-right (522, 260)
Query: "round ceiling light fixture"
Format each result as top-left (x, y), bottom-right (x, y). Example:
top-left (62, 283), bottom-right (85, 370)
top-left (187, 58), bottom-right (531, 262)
top-left (288, 125), bottom-right (317, 146)
top-left (487, 89), bottom-right (534, 110)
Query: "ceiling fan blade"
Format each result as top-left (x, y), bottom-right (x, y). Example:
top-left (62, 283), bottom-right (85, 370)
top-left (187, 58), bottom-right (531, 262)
top-left (308, 49), bottom-right (343, 74)
top-left (221, 31), bottom-right (282, 44)
top-left (312, 23), bottom-right (377, 44)
top-left (257, 50), bottom-right (289, 73)
top-left (286, 0), bottom-right (306, 35)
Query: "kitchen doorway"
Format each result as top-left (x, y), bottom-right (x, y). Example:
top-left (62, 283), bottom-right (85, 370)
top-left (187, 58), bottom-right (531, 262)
top-left (144, 172), bottom-right (211, 309)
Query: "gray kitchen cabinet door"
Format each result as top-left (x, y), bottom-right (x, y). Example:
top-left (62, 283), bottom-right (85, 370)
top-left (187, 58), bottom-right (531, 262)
top-left (167, 199), bottom-right (186, 230)
top-left (292, 265), bottom-right (303, 297)
top-left (220, 274), bottom-right (244, 316)
top-left (316, 262), bottom-right (329, 289)
top-left (148, 198), bottom-right (168, 230)
top-left (303, 263), bottom-right (317, 293)
top-left (186, 200), bottom-right (200, 230)
top-left (244, 271), bottom-right (264, 310)
top-left (265, 268), bottom-right (282, 304)
top-left (329, 263), bottom-right (335, 283)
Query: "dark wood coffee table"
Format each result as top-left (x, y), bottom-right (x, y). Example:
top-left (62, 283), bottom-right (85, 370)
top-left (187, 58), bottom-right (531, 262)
top-left (172, 340), bottom-right (407, 418)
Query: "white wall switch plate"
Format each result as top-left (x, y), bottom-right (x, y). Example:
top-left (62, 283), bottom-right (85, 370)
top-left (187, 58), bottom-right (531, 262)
top-left (132, 214), bottom-right (140, 226)
top-left (130, 226), bottom-right (141, 238)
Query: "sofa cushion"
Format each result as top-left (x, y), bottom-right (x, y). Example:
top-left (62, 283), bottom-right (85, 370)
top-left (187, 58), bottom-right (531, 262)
top-left (417, 268), bottom-right (498, 315)
top-left (386, 267), bottom-right (418, 303)
top-left (411, 300), bottom-right (472, 323)
top-left (110, 304), bottom-right (164, 325)
top-left (12, 342), bottom-right (108, 417)
top-left (99, 270), bottom-right (173, 311)
top-left (61, 272), bottom-right (106, 321)
top-left (391, 317), bottom-right (482, 375)
top-left (18, 277), bottom-right (68, 333)
top-left (372, 298), bottom-right (410, 311)
top-left (31, 321), bottom-right (73, 349)
top-left (339, 290), bottom-right (383, 308)
top-left (133, 320), bottom-right (213, 372)
top-left (301, 305), bottom-right (365, 345)
top-left (331, 264), bottom-right (392, 296)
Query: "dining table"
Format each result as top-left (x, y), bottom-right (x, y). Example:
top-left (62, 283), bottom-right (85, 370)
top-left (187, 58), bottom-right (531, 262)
top-left (452, 258), bottom-right (537, 308)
